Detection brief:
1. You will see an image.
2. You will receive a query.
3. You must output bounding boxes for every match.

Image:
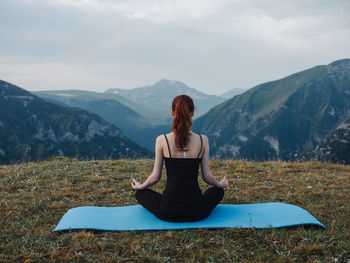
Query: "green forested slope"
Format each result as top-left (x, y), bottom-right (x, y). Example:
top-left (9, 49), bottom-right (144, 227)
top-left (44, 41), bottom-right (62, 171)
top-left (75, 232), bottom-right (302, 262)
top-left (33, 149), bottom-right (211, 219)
top-left (193, 59), bottom-right (350, 160)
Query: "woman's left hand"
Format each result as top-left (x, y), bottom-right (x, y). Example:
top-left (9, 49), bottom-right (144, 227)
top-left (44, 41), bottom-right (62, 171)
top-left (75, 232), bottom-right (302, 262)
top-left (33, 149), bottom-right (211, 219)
top-left (131, 179), bottom-right (144, 190)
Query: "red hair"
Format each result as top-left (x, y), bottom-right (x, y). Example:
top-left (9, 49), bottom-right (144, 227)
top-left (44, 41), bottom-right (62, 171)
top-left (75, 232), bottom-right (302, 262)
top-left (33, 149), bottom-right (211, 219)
top-left (172, 95), bottom-right (194, 151)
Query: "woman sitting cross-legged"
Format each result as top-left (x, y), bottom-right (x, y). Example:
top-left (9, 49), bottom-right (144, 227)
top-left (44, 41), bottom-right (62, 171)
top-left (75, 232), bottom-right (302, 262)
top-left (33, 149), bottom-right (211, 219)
top-left (131, 95), bottom-right (229, 222)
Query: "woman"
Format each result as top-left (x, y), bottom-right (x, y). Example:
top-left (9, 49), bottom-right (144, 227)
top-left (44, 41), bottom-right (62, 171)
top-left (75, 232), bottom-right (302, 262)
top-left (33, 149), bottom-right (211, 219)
top-left (131, 95), bottom-right (229, 222)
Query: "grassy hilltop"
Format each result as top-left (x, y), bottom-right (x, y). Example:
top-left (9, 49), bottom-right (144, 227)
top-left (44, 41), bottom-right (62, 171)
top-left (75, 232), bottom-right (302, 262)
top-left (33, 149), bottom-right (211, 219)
top-left (1, 159), bottom-right (349, 262)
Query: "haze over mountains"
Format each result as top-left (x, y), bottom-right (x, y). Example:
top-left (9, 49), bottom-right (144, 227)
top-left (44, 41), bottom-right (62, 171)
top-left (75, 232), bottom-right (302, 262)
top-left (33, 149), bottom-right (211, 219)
top-left (220, 88), bottom-right (247, 99)
top-left (105, 79), bottom-right (226, 118)
top-left (35, 79), bottom-right (227, 150)
top-left (35, 89), bottom-right (169, 148)
top-left (2, 59), bottom-right (350, 164)
top-left (193, 59), bottom-right (350, 162)
top-left (0, 80), bottom-right (151, 164)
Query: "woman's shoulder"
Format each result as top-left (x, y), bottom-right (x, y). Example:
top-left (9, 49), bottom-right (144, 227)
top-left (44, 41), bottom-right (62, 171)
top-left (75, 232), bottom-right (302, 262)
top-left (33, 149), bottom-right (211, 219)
top-left (157, 132), bottom-right (173, 139)
top-left (156, 134), bottom-right (165, 142)
top-left (193, 132), bottom-right (208, 141)
top-left (157, 132), bottom-right (208, 142)
top-left (156, 133), bottom-right (173, 143)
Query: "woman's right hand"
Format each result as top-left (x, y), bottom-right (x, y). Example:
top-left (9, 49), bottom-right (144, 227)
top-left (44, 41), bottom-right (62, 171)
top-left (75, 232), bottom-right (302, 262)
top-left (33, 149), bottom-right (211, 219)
top-left (131, 179), bottom-right (144, 190)
top-left (219, 176), bottom-right (229, 188)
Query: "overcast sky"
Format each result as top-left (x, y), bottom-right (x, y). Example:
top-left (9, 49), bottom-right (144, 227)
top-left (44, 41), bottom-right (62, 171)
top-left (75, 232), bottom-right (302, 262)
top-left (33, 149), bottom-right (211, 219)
top-left (0, 0), bottom-right (349, 95)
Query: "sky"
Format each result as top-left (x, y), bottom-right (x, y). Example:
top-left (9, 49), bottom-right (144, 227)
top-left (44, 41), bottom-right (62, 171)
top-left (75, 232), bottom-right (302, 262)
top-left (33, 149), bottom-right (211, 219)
top-left (0, 0), bottom-right (350, 96)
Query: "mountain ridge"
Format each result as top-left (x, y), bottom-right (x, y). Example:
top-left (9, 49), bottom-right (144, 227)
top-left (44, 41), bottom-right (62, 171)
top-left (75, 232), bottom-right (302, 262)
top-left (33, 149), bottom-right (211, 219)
top-left (105, 79), bottom-right (226, 118)
top-left (0, 80), bottom-right (151, 163)
top-left (220, 88), bottom-right (247, 99)
top-left (193, 59), bottom-right (350, 160)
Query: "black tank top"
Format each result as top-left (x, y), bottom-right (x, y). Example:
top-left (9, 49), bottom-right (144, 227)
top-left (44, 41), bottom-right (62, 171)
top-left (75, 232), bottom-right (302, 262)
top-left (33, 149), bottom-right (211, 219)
top-left (161, 134), bottom-right (203, 211)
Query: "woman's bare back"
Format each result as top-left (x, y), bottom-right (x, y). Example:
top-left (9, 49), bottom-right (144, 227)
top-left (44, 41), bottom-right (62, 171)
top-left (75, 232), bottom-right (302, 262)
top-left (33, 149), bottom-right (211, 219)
top-left (162, 132), bottom-right (203, 159)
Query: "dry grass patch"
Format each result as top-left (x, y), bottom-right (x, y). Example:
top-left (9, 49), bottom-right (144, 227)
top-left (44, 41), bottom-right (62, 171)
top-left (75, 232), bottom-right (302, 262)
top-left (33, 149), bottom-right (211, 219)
top-left (0, 159), bottom-right (349, 262)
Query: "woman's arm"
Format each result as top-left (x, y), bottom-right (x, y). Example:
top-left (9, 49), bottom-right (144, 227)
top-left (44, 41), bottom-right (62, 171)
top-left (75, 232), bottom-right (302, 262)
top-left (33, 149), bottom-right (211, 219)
top-left (131, 135), bottom-right (164, 190)
top-left (201, 135), bottom-right (229, 188)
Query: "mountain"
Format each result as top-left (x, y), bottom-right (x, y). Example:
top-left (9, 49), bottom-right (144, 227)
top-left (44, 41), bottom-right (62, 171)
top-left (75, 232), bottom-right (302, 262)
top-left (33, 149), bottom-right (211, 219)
top-left (193, 59), bottom-right (350, 160)
top-left (34, 90), bottom-right (170, 147)
top-left (35, 80), bottom-right (225, 151)
top-left (313, 117), bottom-right (350, 164)
top-left (0, 80), bottom-right (151, 164)
top-left (220, 88), bottom-right (246, 99)
top-left (35, 90), bottom-right (169, 125)
top-left (105, 79), bottom-right (226, 118)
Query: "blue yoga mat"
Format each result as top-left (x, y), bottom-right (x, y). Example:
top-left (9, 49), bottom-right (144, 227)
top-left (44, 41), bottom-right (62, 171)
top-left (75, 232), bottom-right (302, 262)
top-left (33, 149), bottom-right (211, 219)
top-left (53, 203), bottom-right (325, 231)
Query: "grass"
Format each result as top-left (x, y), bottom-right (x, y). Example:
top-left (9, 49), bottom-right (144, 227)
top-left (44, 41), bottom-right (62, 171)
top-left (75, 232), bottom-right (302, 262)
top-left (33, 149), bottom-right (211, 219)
top-left (0, 158), bottom-right (349, 262)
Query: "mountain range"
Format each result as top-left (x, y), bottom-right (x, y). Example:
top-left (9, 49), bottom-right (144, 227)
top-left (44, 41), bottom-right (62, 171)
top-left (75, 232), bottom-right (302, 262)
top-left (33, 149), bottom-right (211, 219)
top-left (193, 59), bottom-right (350, 161)
top-left (34, 89), bottom-right (170, 148)
top-left (3, 59), bottom-right (350, 164)
top-left (0, 80), bottom-right (151, 164)
top-left (105, 79), bottom-right (226, 118)
top-left (35, 79), bottom-right (227, 150)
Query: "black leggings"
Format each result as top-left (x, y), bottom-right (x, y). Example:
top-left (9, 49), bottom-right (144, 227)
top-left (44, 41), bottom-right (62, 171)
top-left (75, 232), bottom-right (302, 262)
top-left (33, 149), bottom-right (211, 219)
top-left (135, 187), bottom-right (224, 222)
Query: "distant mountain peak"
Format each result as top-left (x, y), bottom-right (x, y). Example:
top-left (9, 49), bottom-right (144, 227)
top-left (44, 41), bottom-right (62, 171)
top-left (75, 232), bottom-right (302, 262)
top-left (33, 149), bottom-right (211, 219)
top-left (152, 79), bottom-right (193, 92)
top-left (329, 58), bottom-right (350, 67)
top-left (327, 58), bottom-right (350, 78)
top-left (105, 79), bottom-right (226, 117)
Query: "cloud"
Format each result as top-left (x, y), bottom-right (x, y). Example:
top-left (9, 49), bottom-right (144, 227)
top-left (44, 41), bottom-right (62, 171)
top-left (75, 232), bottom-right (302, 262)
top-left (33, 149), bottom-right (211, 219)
top-left (0, 0), bottom-right (349, 94)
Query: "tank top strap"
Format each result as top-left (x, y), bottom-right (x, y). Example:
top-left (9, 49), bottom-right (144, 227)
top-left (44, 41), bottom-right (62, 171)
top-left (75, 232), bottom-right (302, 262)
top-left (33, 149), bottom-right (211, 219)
top-left (197, 134), bottom-right (203, 158)
top-left (163, 134), bottom-right (171, 158)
